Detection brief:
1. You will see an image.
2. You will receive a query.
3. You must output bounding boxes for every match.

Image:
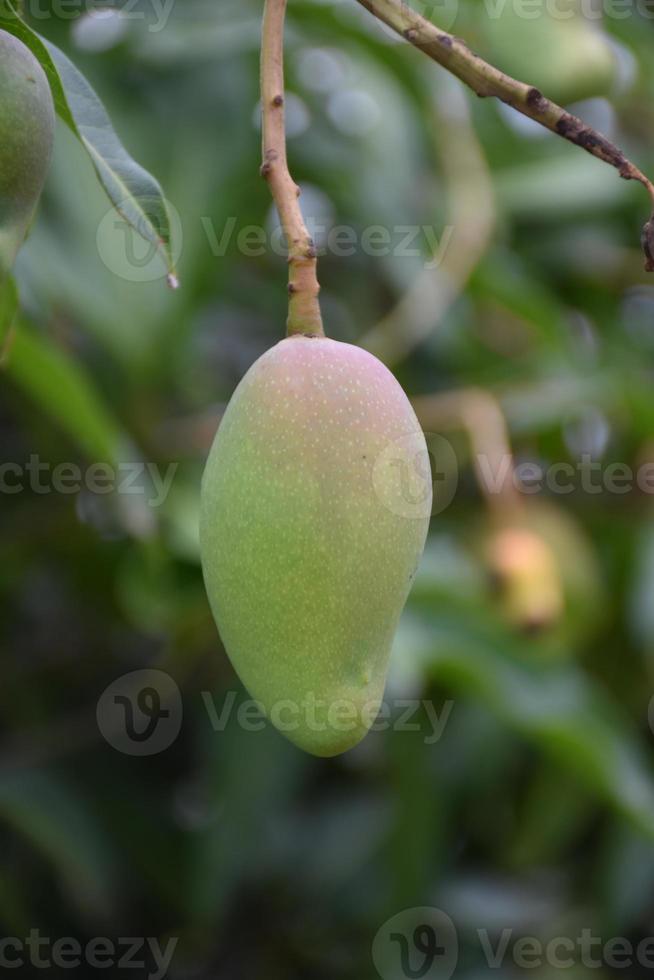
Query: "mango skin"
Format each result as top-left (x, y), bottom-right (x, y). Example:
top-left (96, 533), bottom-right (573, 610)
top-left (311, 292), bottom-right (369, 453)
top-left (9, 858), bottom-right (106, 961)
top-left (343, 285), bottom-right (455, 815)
top-left (200, 336), bottom-right (432, 757)
top-left (482, 6), bottom-right (615, 106)
top-left (0, 30), bottom-right (55, 278)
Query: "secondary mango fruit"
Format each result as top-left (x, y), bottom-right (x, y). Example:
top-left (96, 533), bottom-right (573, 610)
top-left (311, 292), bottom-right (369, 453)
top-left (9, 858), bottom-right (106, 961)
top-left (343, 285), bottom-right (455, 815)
top-left (482, 4), bottom-right (616, 106)
top-left (201, 336), bottom-right (432, 757)
top-left (0, 30), bottom-right (55, 279)
top-left (483, 501), bottom-right (603, 653)
top-left (487, 525), bottom-right (564, 635)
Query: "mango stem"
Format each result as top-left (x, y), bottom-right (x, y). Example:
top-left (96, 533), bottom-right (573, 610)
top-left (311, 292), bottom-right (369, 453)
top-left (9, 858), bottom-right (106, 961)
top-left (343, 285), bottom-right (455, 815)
top-left (260, 0), bottom-right (324, 337)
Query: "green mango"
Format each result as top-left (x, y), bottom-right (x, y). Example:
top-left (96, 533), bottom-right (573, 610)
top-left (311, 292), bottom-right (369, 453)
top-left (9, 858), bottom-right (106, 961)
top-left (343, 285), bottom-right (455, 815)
top-left (201, 336), bottom-right (432, 757)
top-left (480, 500), bottom-right (603, 655)
top-left (487, 525), bottom-right (564, 635)
top-left (482, 6), bottom-right (616, 106)
top-left (0, 30), bottom-right (55, 279)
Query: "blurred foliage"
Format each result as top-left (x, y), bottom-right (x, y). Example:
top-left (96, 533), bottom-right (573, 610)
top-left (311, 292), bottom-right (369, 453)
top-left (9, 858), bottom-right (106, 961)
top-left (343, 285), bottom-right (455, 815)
top-left (2, 0), bottom-right (654, 976)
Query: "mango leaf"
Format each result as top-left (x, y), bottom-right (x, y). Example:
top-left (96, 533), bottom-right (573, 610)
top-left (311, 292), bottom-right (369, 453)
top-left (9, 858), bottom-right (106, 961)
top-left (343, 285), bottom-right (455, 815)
top-left (0, 769), bottom-right (119, 918)
top-left (0, 276), bottom-right (18, 357)
top-left (0, 866), bottom-right (30, 936)
top-left (0, 1), bottom-right (178, 285)
top-left (4, 324), bottom-right (123, 463)
top-left (399, 612), bottom-right (654, 842)
top-left (189, 709), bottom-right (305, 923)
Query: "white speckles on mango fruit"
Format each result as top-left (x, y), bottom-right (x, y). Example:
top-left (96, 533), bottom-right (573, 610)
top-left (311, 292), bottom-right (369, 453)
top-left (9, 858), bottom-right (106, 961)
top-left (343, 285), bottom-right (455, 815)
top-left (200, 336), bottom-right (432, 757)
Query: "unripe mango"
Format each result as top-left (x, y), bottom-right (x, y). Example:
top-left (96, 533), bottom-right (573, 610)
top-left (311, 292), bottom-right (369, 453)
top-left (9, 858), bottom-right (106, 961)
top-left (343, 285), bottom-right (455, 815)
top-left (201, 336), bottom-right (432, 757)
top-left (487, 525), bottom-right (564, 634)
top-left (0, 30), bottom-right (55, 279)
top-left (481, 501), bottom-right (603, 654)
top-left (482, 5), bottom-right (616, 106)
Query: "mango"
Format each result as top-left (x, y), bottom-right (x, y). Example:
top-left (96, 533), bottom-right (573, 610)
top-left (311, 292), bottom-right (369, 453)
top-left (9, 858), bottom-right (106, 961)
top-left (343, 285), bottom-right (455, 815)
top-left (0, 30), bottom-right (55, 279)
top-left (200, 336), bottom-right (432, 757)
top-left (487, 525), bottom-right (564, 635)
top-left (482, 5), bottom-right (616, 106)
top-left (483, 501), bottom-right (603, 652)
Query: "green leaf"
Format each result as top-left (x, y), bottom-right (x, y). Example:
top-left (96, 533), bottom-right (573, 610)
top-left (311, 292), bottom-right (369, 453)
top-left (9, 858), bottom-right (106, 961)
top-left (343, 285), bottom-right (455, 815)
top-left (3, 324), bottom-right (123, 463)
top-left (0, 276), bottom-right (18, 357)
top-left (0, 770), bottom-right (118, 917)
top-left (0, 1), bottom-right (178, 285)
top-left (0, 866), bottom-right (30, 936)
top-left (399, 613), bottom-right (654, 842)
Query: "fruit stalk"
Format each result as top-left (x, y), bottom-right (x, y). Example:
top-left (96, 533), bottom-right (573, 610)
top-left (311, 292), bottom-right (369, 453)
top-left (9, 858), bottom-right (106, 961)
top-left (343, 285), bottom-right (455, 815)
top-left (413, 387), bottom-right (521, 520)
top-left (354, 0), bottom-right (654, 269)
top-left (260, 0), bottom-right (324, 337)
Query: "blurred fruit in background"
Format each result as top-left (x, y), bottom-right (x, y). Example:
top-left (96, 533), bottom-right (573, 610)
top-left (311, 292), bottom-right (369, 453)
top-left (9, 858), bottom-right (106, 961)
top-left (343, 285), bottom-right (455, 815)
top-left (481, 1), bottom-right (617, 105)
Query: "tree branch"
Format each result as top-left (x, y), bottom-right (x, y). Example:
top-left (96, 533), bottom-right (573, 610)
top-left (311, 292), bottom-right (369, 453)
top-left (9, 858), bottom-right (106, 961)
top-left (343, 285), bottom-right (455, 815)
top-left (354, 0), bottom-right (654, 270)
top-left (260, 0), bottom-right (324, 336)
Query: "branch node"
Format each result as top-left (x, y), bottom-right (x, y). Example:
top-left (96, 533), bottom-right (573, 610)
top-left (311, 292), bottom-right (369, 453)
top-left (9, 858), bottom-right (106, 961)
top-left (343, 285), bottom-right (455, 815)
top-left (642, 216), bottom-right (654, 272)
top-left (526, 87), bottom-right (547, 112)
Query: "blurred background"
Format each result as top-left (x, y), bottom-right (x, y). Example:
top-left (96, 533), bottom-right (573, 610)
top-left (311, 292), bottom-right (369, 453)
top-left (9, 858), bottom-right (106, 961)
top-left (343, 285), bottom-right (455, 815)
top-left (3, 0), bottom-right (654, 975)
